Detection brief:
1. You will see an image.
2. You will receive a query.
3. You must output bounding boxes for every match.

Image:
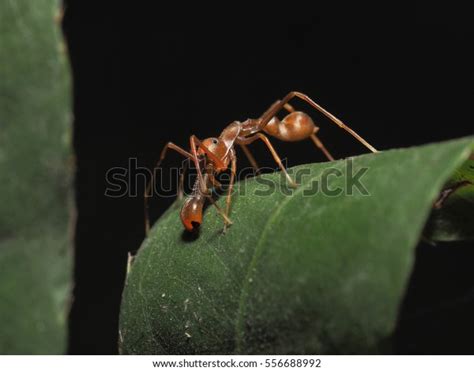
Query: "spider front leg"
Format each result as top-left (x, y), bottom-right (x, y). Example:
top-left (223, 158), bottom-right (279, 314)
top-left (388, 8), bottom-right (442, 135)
top-left (201, 155), bottom-right (236, 233)
top-left (177, 158), bottom-right (190, 200)
top-left (190, 135), bottom-right (227, 194)
top-left (189, 135), bottom-right (210, 195)
top-left (223, 150), bottom-right (237, 233)
top-left (145, 142), bottom-right (196, 235)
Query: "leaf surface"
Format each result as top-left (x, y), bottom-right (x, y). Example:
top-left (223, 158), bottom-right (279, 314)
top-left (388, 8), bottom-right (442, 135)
top-left (119, 137), bottom-right (473, 354)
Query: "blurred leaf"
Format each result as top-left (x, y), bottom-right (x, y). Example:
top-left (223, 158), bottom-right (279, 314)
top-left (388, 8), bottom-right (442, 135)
top-left (119, 137), bottom-right (473, 354)
top-left (0, 0), bottom-right (72, 354)
top-left (424, 146), bottom-right (474, 241)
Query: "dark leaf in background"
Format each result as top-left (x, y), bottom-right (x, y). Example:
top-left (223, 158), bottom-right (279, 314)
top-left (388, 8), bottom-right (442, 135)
top-left (0, 0), bottom-right (72, 354)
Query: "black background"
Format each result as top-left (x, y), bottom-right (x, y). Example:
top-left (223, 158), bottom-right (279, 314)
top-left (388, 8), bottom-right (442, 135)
top-left (62, 2), bottom-right (473, 354)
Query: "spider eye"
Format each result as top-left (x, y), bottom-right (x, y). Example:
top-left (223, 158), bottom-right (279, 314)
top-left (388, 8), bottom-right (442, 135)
top-left (212, 138), bottom-right (218, 144)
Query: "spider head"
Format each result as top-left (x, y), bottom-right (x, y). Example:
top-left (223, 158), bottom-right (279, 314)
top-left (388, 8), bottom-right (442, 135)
top-left (197, 137), bottom-right (228, 171)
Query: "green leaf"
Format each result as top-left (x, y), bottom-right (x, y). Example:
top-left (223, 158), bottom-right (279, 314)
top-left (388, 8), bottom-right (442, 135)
top-left (119, 137), bottom-right (473, 354)
top-left (0, 1), bottom-right (72, 354)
